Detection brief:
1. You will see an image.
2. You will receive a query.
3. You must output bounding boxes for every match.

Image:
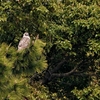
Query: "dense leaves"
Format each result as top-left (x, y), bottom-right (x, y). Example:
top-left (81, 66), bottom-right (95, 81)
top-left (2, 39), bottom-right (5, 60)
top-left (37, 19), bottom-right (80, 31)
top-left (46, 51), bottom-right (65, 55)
top-left (0, 0), bottom-right (100, 99)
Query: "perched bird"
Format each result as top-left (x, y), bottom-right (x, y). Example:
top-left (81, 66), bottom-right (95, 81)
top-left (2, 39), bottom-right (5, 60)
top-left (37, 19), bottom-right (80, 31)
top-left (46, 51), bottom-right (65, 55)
top-left (18, 32), bottom-right (30, 51)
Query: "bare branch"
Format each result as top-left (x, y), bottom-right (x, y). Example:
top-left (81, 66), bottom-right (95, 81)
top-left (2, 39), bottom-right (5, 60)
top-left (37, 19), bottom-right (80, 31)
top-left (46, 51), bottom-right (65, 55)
top-left (71, 72), bottom-right (99, 77)
top-left (36, 59), bottom-right (67, 84)
top-left (52, 61), bottom-right (82, 78)
top-left (50, 59), bottom-right (66, 73)
top-left (35, 34), bottom-right (39, 40)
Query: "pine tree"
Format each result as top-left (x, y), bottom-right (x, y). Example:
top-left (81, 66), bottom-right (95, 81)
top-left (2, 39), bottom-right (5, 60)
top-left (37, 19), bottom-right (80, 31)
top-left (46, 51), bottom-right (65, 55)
top-left (0, 38), bottom-right (48, 99)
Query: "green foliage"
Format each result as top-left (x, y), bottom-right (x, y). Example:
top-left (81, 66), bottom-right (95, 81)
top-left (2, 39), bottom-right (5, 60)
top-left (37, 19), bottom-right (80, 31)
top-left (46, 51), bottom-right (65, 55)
top-left (87, 39), bottom-right (100, 56)
top-left (0, 43), bottom-right (16, 99)
top-left (0, 39), bottom-right (48, 99)
top-left (0, 0), bottom-right (100, 100)
top-left (13, 39), bottom-right (47, 75)
top-left (72, 81), bottom-right (100, 100)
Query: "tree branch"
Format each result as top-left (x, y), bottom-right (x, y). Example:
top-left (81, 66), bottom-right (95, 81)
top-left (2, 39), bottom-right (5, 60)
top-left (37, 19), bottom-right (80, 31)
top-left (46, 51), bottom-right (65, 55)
top-left (52, 61), bottom-right (82, 78)
top-left (37, 59), bottom-right (67, 84)
top-left (50, 59), bottom-right (66, 73)
top-left (71, 72), bottom-right (99, 77)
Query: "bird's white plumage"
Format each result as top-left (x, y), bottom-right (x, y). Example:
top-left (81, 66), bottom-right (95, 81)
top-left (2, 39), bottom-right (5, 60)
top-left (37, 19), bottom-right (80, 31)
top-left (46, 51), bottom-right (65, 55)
top-left (18, 32), bottom-right (30, 51)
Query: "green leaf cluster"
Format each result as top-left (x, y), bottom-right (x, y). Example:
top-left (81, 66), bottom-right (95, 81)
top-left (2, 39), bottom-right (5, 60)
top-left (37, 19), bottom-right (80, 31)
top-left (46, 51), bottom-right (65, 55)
top-left (0, 0), bottom-right (100, 99)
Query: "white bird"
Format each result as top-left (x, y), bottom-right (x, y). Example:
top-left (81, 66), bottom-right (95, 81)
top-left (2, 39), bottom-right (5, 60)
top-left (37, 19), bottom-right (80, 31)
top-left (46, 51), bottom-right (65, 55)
top-left (18, 32), bottom-right (30, 51)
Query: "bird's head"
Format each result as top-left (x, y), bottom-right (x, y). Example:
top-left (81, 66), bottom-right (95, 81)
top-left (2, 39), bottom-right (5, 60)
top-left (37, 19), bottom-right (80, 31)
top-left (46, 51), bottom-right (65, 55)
top-left (23, 32), bottom-right (29, 37)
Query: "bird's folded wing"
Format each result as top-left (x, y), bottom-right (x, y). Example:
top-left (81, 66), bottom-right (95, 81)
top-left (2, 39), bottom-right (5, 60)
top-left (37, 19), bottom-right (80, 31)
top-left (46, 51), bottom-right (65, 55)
top-left (18, 37), bottom-right (30, 48)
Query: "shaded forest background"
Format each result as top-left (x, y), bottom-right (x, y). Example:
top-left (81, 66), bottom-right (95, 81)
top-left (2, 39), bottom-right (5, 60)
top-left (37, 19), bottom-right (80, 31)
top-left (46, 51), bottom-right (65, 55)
top-left (0, 0), bottom-right (100, 100)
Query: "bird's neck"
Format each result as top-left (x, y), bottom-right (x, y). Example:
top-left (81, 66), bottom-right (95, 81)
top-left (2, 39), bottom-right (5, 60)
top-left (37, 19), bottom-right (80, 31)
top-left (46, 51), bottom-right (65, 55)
top-left (23, 36), bottom-right (30, 39)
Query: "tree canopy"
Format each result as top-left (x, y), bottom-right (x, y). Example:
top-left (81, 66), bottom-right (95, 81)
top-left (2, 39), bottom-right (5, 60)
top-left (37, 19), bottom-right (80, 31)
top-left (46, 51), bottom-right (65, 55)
top-left (0, 0), bottom-right (100, 100)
